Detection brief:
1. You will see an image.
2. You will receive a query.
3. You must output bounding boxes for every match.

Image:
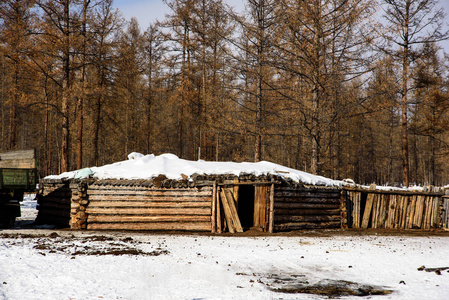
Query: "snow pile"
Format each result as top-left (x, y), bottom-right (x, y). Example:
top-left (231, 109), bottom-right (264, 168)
top-left (46, 153), bottom-right (341, 186)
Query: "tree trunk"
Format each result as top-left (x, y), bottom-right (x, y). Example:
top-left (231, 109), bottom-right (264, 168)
top-left (61, 0), bottom-right (70, 173)
top-left (254, 0), bottom-right (265, 162)
top-left (76, 0), bottom-right (90, 170)
top-left (310, 87), bottom-right (319, 175)
top-left (93, 95), bottom-right (101, 166)
top-left (310, 1), bottom-right (322, 175)
top-left (401, 3), bottom-right (410, 187)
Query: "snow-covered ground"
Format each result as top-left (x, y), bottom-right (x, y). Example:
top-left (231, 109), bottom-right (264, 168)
top-left (17, 193), bottom-right (38, 221)
top-left (1, 198), bottom-right (449, 299)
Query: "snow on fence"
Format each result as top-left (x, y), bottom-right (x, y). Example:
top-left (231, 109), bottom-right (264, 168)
top-left (344, 186), bottom-right (445, 230)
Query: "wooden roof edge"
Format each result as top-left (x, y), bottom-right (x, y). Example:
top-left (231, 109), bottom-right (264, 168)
top-left (342, 186), bottom-right (444, 196)
top-left (39, 173), bottom-right (343, 189)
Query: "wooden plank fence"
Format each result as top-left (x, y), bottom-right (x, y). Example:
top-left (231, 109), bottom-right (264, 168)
top-left (345, 186), bottom-right (444, 230)
top-left (443, 189), bottom-right (449, 230)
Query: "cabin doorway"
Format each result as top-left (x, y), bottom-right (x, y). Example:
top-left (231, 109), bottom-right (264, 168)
top-left (237, 185), bottom-right (268, 231)
top-left (237, 185), bottom-right (254, 229)
top-left (216, 184), bottom-right (270, 233)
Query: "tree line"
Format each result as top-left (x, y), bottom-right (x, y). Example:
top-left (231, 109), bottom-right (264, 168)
top-left (1, 0), bottom-right (448, 186)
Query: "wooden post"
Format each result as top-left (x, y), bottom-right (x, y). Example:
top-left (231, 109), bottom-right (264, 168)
top-left (415, 194), bottom-right (422, 227)
top-left (233, 179), bottom-right (239, 208)
top-left (340, 190), bottom-right (348, 229)
top-left (372, 194), bottom-right (378, 228)
top-left (361, 184), bottom-right (376, 228)
top-left (443, 190), bottom-right (449, 229)
top-left (268, 182), bottom-right (275, 233)
top-left (379, 194), bottom-right (387, 229)
top-left (400, 196), bottom-right (407, 229)
top-left (219, 189), bottom-right (234, 233)
top-left (224, 188), bottom-right (243, 232)
top-left (386, 194), bottom-right (395, 228)
top-left (408, 195), bottom-right (417, 229)
top-left (211, 181), bottom-right (217, 233)
top-left (354, 192), bottom-right (361, 228)
top-left (217, 186), bottom-right (222, 233)
top-left (220, 188), bottom-right (243, 233)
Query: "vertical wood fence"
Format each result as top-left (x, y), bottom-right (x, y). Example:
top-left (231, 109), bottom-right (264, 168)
top-left (443, 190), bottom-right (449, 230)
top-left (344, 187), bottom-right (444, 230)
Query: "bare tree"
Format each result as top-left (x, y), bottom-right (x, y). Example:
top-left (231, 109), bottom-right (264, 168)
top-left (0, 0), bottom-right (36, 150)
top-left (232, 0), bottom-right (279, 162)
top-left (379, 0), bottom-right (449, 186)
top-left (142, 23), bottom-right (165, 154)
top-left (276, 0), bottom-right (375, 175)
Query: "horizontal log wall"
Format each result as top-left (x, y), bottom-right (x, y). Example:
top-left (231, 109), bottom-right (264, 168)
top-left (84, 182), bottom-right (213, 231)
top-left (346, 189), bottom-right (443, 229)
top-left (273, 187), bottom-right (342, 231)
top-left (36, 179), bottom-right (73, 227)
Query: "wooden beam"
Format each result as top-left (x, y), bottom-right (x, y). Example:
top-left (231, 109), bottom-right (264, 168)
top-left (361, 193), bottom-right (375, 228)
top-left (220, 189), bottom-right (235, 233)
top-left (87, 222), bottom-right (211, 231)
top-left (85, 207), bottom-right (211, 215)
top-left (211, 181), bottom-right (217, 233)
top-left (87, 200), bottom-right (211, 208)
top-left (217, 187), bottom-right (222, 233)
top-left (87, 215), bottom-right (210, 223)
top-left (87, 195), bottom-right (212, 202)
top-left (224, 188), bottom-right (243, 233)
top-left (343, 186), bottom-right (443, 196)
top-left (268, 183), bottom-right (275, 233)
top-left (274, 203), bottom-right (339, 209)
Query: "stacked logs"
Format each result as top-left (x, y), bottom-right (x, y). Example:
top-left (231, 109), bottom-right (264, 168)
top-left (273, 186), bottom-right (342, 231)
top-left (83, 181), bottom-right (213, 231)
top-left (70, 181), bottom-right (89, 229)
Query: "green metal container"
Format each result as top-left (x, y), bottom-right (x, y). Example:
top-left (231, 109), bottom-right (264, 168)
top-left (0, 168), bottom-right (37, 191)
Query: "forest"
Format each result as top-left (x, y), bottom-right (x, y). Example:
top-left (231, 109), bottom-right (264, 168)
top-left (0, 0), bottom-right (448, 187)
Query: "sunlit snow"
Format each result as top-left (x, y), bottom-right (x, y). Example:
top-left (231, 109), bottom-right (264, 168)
top-left (46, 153), bottom-right (342, 186)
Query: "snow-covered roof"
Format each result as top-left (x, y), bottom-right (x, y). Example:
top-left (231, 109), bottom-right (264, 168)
top-left (45, 153), bottom-right (342, 187)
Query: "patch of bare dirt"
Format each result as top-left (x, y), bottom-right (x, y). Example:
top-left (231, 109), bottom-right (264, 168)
top-left (1, 232), bottom-right (170, 257)
top-left (239, 273), bottom-right (393, 298)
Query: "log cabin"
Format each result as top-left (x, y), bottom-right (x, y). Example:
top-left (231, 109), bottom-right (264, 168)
top-left (36, 153), bottom-right (344, 232)
top-left (36, 153), bottom-right (446, 232)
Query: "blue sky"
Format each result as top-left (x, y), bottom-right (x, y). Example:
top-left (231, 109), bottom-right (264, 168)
top-left (113, 0), bottom-right (168, 27)
top-left (113, 0), bottom-right (449, 53)
top-left (113, 0), bottom-right (243, 28)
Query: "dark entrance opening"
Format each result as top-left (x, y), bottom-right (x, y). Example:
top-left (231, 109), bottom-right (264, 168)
top-left (237, 185), bottom-right (255, 229)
